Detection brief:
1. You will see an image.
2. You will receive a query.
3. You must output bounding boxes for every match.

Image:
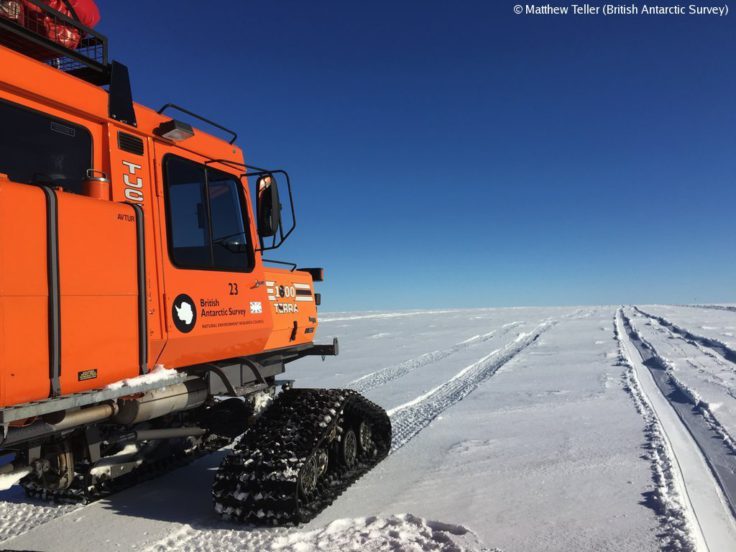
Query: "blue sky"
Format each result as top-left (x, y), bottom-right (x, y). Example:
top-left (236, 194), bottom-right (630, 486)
top-left (97, 2), bottom-right (735, 310)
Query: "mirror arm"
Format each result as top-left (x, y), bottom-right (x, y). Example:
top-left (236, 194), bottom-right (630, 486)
top-left (204, 160), bottom-right (295, 250)
top-left (262, 258), bottom-right (298, 272)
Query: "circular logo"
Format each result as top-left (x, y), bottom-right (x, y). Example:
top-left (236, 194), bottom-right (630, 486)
top-left (172, 294), bottom-right (197, 333)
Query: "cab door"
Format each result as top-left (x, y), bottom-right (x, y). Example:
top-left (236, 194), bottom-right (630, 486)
top-left (152, 143), bottom-right (272, 368)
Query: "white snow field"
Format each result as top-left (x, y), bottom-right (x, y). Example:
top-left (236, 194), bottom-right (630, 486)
top-left (2, 305), bottom-right (736, 551)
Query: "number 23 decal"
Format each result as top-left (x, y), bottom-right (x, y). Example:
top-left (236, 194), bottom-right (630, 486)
top-left (228, 282), bottom-right (239, 295)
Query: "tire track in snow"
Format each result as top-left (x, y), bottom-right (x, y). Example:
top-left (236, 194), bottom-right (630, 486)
top-left (634, 311), bottom-right (736, 402)
top-left (388, 322), bottom-right (553, 453)
top-left (634, 307), bottom-right (736, 365)
top-left (685, 305), bottom-right (736, 314)
top-left (0, 491), bottom-right (80, 545)
top-left (348, 322), bottom-right (523, 393)
top-left (626, 310), bottom-right (736, 454)
top-left (621, 309), bottom-right (736, 524)
top-left (627, 310), bottom-right (736, 455)
top-left (614, 310), bottom-right (697, 552)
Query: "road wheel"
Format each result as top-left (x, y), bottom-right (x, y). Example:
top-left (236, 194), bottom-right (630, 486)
top-left (340, 428), bottom-right (358, 468)
top-left (358, 421), bottom-right (373, 454)
top-left (299, 448), bottom-right (328, 498)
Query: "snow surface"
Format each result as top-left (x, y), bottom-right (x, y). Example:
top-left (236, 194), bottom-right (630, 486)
top-left (2, 306), bottom-right (736, 551)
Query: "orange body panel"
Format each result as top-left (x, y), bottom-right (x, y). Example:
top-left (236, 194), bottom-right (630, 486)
top-left (106, 126), bottom-right (167, 364)
top-left (0, 44), bottom-right (323, 408)
top-left (0, 179), bottom-right (50, 406)
top-left (261, 268), bottom-right (319, 351)
top-left (56, 194), bottom-right (140, 393)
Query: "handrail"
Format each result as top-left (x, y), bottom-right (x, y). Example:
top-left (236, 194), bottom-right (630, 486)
top-left (157, 104), bottom-right (238, 145)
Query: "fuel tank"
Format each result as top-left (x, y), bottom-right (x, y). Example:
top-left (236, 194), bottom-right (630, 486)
top-left (0, 177), bottom-right (141, 407)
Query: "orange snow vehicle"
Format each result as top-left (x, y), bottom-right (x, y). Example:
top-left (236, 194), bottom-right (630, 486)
top-left (0, 1), bottom-right (390, 524)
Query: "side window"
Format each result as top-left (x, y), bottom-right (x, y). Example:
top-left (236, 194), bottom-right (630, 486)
top-left (0, 99), bottom-right (92, 194)
top-left (166, 158), bottom-right (210, 267)
top-left (164, 156), bottom-right (252, 271)
top-left (209, 170), bottom-right (249, 270)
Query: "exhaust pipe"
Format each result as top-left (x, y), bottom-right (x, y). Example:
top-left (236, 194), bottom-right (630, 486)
top-left (135, 427), bottom-right (207, 440)
top-left (112, 379), bottom-right (208, 425)
top-left (3, 378), bottom-right (209, 447)
top-left (4, 402), bottom-right (119, 446)
top-left (113, 427), bottom-right (207, 445)
top-left (43, 402), bottom-right (119, 430)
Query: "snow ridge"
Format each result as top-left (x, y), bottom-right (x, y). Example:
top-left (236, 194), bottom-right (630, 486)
top-left (636, 310), bottom-right (736, 414)
top-left (348, 322), bottom-right (523, 393)
top-left (144, 514), bottom-right (495, 552)
top-left (388, 322), bottom-right (552, 453)
top-left (614, 310), bottom-right (697, 552)
top-left (634, 307), bottom-right (736, 365)
top-left (320, 310), bottom-right (456, 323)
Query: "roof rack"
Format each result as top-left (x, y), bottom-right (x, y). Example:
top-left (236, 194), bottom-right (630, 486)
top-left (0, 1), bottom-right (137, 127)
top-left (0, 0), bottom-right (109, 85)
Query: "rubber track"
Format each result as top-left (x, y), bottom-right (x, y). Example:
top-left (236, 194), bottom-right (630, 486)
top-left (212, 389), bottom-right (391, 525)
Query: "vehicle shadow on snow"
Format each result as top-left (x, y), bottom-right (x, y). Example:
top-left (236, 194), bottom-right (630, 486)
top-left (98, 449), bottom-right (246, 527)
top-left (96, 452), bottom-right (496, 552)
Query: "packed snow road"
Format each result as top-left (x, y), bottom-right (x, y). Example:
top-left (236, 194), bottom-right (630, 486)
top-left (2, 305), bottom-right (736, 551)
top-left (617, 308), bottom-right (736, 550)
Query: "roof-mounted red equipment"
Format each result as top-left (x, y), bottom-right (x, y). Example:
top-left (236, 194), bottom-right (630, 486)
top-left (0, 0), bottom-right (104, 80)
top-left (1, 0), bottom-right (99, 50)
top-left (22, 0), bottom-right (100, 49)
top-left (0, 0), bottom-right (137, 127)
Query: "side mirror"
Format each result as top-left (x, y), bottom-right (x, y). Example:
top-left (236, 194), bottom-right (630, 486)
top-left (248, 169), bottom-right (296, 251)
top-left (256, 174), bottom-right (281, 238)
